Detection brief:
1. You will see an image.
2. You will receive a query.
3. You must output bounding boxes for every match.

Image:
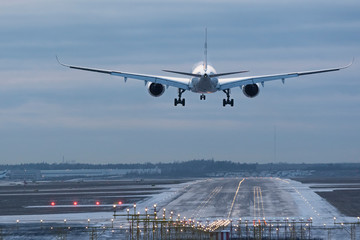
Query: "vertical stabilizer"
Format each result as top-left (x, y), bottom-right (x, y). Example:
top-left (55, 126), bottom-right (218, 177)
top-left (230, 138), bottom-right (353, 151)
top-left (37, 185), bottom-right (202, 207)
top-left (204, 28), bottom-right (207, 72)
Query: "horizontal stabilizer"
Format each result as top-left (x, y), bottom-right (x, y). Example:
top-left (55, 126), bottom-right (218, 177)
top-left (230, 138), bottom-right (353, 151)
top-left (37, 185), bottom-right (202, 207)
top-left (210, 70), bottom-right (249, 78)
top-left (162, 70), bottom-right (202, 77)
top-left (162, 69), bottom-right (249, 78)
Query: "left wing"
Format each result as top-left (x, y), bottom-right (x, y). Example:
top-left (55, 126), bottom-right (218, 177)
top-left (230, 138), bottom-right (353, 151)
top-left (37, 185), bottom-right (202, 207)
top-left (218, 60), bottom-right (353, 90)
top-left (57, 57), bottom-right (190, 90)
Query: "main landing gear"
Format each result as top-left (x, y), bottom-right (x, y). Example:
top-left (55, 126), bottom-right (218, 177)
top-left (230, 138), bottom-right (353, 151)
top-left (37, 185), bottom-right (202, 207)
top-left (174, 88), bottom-right (186, 106)
top-left (200, 94), bottom-right (206, 100)
top-left (222, 89), bottom-right (234, 107)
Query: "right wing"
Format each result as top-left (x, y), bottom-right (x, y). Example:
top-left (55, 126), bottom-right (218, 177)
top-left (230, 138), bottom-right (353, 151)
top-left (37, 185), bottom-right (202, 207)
top-left (57, 57), bottom-right (191, 90)
top-left (218, 60), bottom-right (353, 90)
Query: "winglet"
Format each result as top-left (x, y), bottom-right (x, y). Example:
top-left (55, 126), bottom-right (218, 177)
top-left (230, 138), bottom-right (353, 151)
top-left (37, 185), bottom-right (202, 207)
top-left (334, 57), bottom-right (354, 71)
top-left (345, 57), bottom-right (355, 68)
top-left (56, 55), bottom-right (69, 67)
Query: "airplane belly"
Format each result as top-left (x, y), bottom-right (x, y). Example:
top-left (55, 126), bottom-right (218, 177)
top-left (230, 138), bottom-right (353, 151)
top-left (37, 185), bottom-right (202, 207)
top-left (191, 77), bottom-right (217, 93)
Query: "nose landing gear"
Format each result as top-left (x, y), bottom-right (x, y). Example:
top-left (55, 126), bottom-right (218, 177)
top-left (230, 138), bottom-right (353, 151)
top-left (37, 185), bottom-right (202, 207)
top-left (200, 94), bottom-right (206, 100)
top-left (222, 89), bottom-right (234, 107)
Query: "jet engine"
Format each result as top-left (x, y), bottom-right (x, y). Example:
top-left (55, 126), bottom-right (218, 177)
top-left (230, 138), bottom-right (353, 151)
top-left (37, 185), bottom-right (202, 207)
top-left (242, 83), bottom-right (260, 98)
top-left (147, 82), bottom-right (165, 97)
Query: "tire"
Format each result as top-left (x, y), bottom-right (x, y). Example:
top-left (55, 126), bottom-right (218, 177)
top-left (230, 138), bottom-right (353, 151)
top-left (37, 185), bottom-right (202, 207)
top-left (174, 99), bottom-right (178, 106)
top-left (230, 99), bottom-right (234, 107)
top-left (223, 99), bottom-right (226, 107)
top-left (182, 99), bottom-right (185, 106)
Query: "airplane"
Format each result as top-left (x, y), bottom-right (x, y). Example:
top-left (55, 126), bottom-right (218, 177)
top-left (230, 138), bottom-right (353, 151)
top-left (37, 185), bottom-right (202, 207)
top-left (57, 29), bottom-right (353, 107)
top-left (0, 170), bottom-right (9, 179)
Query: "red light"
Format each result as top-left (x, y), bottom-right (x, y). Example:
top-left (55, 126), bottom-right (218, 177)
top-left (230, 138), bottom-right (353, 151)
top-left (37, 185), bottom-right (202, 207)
top-left (51, 202), bottom-right (55, 206)
top-left (118, 201), bottom-right (122, 205)
top-left (96, 201), bottom-right (100, 205)
top-left (73, 201), bottom-right (78, 206)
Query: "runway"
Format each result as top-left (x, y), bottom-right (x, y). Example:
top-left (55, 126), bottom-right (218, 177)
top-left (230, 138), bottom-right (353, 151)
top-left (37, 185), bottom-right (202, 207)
top-left (157, 177), bottom-right (300, 220)
top-left (0, 177), bottom-right (345, 226)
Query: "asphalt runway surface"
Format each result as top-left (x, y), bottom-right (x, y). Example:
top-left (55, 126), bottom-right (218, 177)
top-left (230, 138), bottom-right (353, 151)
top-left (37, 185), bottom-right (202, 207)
top-left (159, 177), bottom-right (299, 220)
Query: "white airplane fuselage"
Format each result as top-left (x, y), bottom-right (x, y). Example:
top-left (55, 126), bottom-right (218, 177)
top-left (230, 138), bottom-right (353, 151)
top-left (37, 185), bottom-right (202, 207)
top-left (190, 63), bottom-right (218, 93)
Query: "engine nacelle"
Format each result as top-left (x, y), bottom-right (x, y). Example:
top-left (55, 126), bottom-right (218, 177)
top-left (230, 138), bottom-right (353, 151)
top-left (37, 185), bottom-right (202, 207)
top-left (242, 83), bottom-right (260, 98)
top-left (147, 82), bottom-right (165, 97)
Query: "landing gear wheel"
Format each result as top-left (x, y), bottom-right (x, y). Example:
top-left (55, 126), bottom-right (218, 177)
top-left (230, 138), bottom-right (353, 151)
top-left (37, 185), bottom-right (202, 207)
top-left (222, 99), bottom-right (234, 107)
top-left (222, 89), bottom-right (234, 107)
top-left (175, 88), bottom-right (186, 107)
top-left (181, 99), bottom-right (185, 106)
top-left (200, 94), bottom-right (206, 100)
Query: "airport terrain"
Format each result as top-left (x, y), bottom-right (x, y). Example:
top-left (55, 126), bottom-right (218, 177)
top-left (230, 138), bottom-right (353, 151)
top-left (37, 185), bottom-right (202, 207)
top-left (0, 177), bottom-right (359, 239)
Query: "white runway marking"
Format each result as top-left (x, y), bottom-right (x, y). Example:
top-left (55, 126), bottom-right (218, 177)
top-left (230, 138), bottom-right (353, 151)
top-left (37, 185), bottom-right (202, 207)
top-left (227, 178), bottom-right (244, 218)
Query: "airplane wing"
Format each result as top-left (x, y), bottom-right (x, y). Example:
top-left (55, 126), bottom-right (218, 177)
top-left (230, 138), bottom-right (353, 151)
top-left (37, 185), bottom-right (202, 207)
top-left (57, 57), bottom-right (191, 90)
top-left (218, 60), bottom-right (353, 90)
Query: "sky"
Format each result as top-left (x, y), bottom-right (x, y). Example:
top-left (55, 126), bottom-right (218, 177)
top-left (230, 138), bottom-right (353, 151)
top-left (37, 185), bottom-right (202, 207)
top-left (0, 0), bottom-right (359, 164)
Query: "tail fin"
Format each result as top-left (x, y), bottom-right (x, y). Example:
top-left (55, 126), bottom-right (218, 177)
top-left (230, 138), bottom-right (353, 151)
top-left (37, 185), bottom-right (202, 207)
top-left (204, 28), bottom-right (207, 72)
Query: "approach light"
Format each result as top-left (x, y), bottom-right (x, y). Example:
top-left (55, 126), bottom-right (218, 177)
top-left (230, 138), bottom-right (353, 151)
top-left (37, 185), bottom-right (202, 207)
top-left (51, 202), bottom-right (55, 206)
top-left (73, 201), bottom-right (78, 206)
top-left (118, 201), bottom-right (122, 205)
top-left (96, 201), bottom-right (100, 205)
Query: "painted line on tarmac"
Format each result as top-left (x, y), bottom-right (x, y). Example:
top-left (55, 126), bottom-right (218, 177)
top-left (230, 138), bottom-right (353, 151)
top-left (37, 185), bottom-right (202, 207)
top-left (227, 178), bottom-right (245, 219)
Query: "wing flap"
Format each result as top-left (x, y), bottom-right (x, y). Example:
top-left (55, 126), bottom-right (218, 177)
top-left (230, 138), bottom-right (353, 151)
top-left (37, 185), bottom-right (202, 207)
top-left (219, 73), bottom-right (298, 90)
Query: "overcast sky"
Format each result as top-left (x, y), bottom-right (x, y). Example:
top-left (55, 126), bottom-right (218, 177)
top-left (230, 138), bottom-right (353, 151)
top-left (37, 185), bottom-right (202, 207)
top-left (0, 0), bottom-right (359, 164)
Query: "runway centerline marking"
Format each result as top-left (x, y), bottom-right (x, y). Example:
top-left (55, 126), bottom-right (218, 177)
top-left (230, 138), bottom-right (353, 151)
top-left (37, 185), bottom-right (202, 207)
top-left (227, 178), bottom-right (245, 219)
top-left (259, 187), bottom-right (265, 218)
top-left (253, 186), bottom-right (265, 219)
